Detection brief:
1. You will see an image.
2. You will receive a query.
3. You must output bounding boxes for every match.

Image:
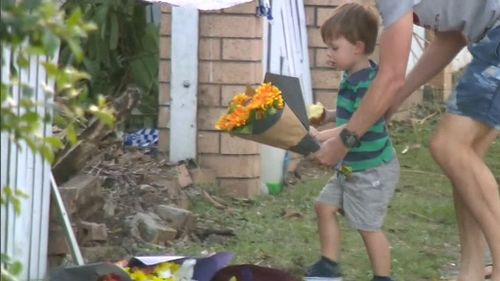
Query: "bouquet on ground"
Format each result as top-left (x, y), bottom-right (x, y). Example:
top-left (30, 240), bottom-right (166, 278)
top-left (215, 73), bottom-right (319, 155)
top-left (116, 259), bottom-right (195, 281)
top-left (49, 252), bottom-right (234, 281)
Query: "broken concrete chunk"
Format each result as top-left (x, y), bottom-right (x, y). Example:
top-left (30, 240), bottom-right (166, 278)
top-left (77, 220), bottom-right (108, 244)
top-left (154, 205), bottom-right (196, 232)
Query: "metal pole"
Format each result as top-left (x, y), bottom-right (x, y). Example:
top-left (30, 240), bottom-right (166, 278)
top-left (50, 173), bottom-right (84, 265)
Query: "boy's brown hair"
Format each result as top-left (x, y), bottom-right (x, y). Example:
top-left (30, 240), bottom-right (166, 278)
top-left (320, 2), bottom-right (379, 54)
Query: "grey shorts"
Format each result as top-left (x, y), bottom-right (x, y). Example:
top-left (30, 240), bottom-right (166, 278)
top-left (316, 157), bottom-right (400, 231)
top-left (447, 23), bottom-right (500, 130)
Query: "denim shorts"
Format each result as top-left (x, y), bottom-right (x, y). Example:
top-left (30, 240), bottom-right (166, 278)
top-left (316, 157), bottom-right (400, 231)
top-left (447, 23), bottom-right (500, 130)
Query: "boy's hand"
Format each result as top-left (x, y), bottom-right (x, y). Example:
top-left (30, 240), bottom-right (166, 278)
top-left (309, 126), bottom-right (319, 139)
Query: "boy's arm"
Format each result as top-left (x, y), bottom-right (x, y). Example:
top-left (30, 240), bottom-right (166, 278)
top-left (316, 11), bottom-right (414, 166)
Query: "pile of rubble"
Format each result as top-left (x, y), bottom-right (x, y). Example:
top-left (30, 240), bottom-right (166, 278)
top-left (48, 144), bottom-right (219, 266)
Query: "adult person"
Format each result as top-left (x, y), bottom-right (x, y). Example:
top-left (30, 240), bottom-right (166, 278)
top-left (315, 1), bottom-right (500, 281)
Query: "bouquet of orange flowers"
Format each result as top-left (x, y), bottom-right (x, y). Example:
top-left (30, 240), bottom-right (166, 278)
top-left (216, 73), bottom-right (319, 155)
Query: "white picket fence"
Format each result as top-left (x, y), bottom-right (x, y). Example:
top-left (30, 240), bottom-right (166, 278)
top-left (1, 47), bottom-right (54, 280)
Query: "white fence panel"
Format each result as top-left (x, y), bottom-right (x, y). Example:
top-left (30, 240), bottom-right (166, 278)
top-left (1, 48), bottom-right (53, 281)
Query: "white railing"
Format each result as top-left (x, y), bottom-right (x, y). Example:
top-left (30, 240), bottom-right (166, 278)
top-left (1, 47), bottom-right (53, 281)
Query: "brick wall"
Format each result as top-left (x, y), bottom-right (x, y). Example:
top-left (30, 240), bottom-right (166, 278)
top-left (158, 4), bottom-right (171, 153)
top-left (158, 1), bottom-right (426, 198)
top-left (305, 0), bottom-right (378, 110)
top-left (158, 2), bottom-right (264, 198)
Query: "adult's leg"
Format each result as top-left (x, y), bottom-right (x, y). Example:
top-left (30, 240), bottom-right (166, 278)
top-left (476, 132), bottom-right (499, 280)
top-left (452, 130), bottom-right (498, 280)
top-left (315, 201), bottom-right (342, 261)
top-left (430, 114), bottom-right (500, 281)
top-left (359, 230), bottom-right (391, 277)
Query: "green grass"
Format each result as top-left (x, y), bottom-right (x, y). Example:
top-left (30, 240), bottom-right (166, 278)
top-left (170, 116), bottom-right (500, 281)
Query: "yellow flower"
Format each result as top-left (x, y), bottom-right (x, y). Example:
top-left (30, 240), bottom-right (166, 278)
top-left (231, 93), bottom-right (250, 106)
top-left (215, 82), bottom-right (284, 131)
top-left (129, 270), bottom-right (148, 281)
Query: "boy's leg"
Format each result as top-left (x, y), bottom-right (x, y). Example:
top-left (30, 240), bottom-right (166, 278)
top-left (342, 158), bottom-right (399, 280)
top-left (359, 230), bottom-right (391, 277)
top-left (305, 177), bottom-right (344, 280)
top-left (316, 201), bottom-right (342, 261)
top-left (430, 114), bottom-right (500, 281)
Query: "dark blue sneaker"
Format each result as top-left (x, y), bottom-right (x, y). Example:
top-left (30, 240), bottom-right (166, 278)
top-left (370, 276), bottom-right (395, 281)
top-left (303, 256), bottom-right (342, 281)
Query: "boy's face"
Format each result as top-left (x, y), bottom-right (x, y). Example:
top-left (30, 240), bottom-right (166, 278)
top-left (325, 36), bottom-right (364, 71)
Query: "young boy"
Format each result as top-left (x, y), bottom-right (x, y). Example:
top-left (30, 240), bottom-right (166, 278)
top-left (305, 3), bottom-right (400, 281)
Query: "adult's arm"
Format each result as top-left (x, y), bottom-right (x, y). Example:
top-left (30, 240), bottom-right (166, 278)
top-left (316, 11), bottom-right (414, 166)
top-left (385, 30), bottom-right (467, 119)
top-left (345, 11), bottom-right (414, 136)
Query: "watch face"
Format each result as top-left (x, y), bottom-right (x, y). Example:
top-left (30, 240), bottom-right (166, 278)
top-left (346, 135), bottom-right (357, 147)
top-left (341, 128), bottom-right (360, 148)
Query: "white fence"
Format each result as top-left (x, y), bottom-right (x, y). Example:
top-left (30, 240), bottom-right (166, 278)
top-left (1, 47), bottom-right (53, 280)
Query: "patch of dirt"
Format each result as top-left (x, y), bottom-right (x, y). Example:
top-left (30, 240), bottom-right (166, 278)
top-left (67, 143), bottom-right (200, 259)
top-left (55, 141), bottom-right (331, 265)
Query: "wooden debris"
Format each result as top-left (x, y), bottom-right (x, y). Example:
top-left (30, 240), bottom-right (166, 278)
top-left (281, 209), bottom-right (304, 219)
top-left (176, 164), bottom-right (193, 188)
top-left (202, 190), bottom-right (226, 209)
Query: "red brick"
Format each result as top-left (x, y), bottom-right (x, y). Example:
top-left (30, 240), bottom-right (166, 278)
top-left (199, 38), bottom-right (221, 60)
top-left (201, 10), bottom-right (222, 15)
top-left (190, 168), bottom-right (217, 186)
top-left (158, 128), bottom-right (170, 152)
top-left (199, 62), bottom-right (262, 84)
top-left (200, 15), bottom-right (262, 38)
top-left (218, 178), bottom-right (261, 198)
top-left (317, 7), bottom-right (337, 26)
top-left (315, 48), bottom-right (331, 68)
top-left (314, 90), bottom-right (338, 109)
top-left (48, 229), bottom-right (69, 255)
top-left (198, 107), bottom-right (226, 131)
top-left (159, 36), bottom-right (171, 59)
top-left (305, 6), bottom-right (316, 27)
top-left (222, 1), bottom-right (257, 14)
top-left (159, 60), bottom-right (170, 82)
top-left (202, 155), bottom-right (260, 177)
top-left (305, 0), bottom-right (347, 6)
top-left (308, 27), bottom-right (326, 48)
top-left (158, 106), bottom-right (170, 129)
top-left (199, 84), bottom-right (221, 106)
top-left (309, 49), bottom-right (315, 67)
top-left (160, 3), bottom-right (171, 13)
top-left (220, 134), bottom-right (259, 154)
top-left (160, 14), bottom-right (171, 36)
top-left (221, 85), bottom-right (248, 106)
top-left (222, 39), bottom-right (262, 61)
top-left (159, 83), bottom-right (170, 106)
top-left (311, 69), bottom-right (341, 89)
top-left (198, 131), bottom-right (220, 153)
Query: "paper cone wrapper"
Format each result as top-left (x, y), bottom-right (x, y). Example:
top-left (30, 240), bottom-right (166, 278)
top-left (231, 73), bottom-right (319, 156)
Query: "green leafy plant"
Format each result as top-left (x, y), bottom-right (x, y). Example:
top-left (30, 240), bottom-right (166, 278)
top-left (60, 0), bottom-right (160, 129)
top-left (1, 1), bottom-right (114, 279)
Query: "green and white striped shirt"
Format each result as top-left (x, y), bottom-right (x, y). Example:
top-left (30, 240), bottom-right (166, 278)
top-left (336, 61), bottom-right (394, 172)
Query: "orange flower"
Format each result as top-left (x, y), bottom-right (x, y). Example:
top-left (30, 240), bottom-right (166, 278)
top-left (215, 82), bottom-right (284, 132)
top-left (231, 93), bottom-right (250, 106)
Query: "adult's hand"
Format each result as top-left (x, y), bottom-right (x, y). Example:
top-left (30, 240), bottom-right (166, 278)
top-left (315, 137), bottom-right (348, 167)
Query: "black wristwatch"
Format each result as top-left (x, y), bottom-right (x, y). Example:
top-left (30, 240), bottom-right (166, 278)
top-left (340, 128), bottom-right (361, 149)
